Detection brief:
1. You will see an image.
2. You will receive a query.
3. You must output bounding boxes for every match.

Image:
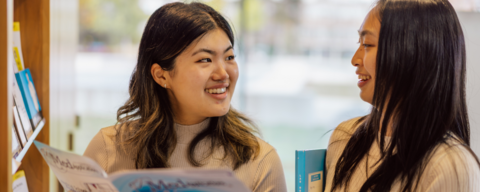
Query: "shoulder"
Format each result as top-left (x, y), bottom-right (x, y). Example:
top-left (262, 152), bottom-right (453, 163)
top-left (427, 137), bottom-right (479, 171)
top-left (329, 116), bottom-right (364, 145)
top-left (83, 125), bottom-right (119, 156)
top-left (250, 136), bottom-right (280, 165)
top-left (420, 137), bottom-right (480, 191)
top-left (325, 117), bottom-right (364, 175)
top-left (248, 136), bottom-right (287, 192)
top-left (83, 125), bottom-right (126, 172)
top-left (87, 125), bottom-right (119, 148)
top-left (255, 137), bottom-right (276, 158)
top-left (84, 124), bottom-right (138, 173)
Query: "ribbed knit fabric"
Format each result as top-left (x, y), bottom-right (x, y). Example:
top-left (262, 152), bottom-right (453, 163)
top-left (325, 117), bottom-right (480, 192)
top-left (83, 118), bottom-right (287, 192)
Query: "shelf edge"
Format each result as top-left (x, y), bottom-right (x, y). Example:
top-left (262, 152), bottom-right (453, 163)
top-left (15, 118), bottom-right (45, 163)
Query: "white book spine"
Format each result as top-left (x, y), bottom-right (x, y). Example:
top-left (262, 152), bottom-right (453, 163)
top-left (12, 22), bottom-right (25, 72)
top-left (13, 106), bottom-right (28, 146)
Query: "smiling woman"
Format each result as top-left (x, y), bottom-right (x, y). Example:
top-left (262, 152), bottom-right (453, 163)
top-left (82, 2), bottom-right (287, 191)
top-left (326, 0), bottom-right (480, 191)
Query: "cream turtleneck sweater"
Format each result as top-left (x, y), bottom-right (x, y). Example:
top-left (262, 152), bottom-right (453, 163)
top-left (83, 118), bottom-right (287, 192)
top-left (325, 117), bottom-right (480, 191)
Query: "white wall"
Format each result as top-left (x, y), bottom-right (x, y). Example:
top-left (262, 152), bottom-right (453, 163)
top-left (50, 0), bottom-right (78, 191)
top-left (458, 12), bottom-right (480, 156)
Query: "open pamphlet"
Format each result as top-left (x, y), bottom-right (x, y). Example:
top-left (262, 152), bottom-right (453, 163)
top-left (34, 141), bottom-right (251, 192)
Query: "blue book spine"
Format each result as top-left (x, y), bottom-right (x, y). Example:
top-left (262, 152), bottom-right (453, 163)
top-left (296, 150), bottom-right (306, 192)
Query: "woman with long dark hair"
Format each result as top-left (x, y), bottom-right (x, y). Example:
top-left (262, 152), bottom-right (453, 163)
top-left (83, 2), bottom-right (287, 191)
top-left (326, 0), bottom-right (480, 191)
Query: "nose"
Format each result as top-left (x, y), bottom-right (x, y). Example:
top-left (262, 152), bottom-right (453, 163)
top-left (351, 47), bottom-right (362, 67)
top-left (212, 61), bottom-right (229, 82)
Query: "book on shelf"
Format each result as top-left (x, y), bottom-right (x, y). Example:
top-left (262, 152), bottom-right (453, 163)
top-left (34, 141), bottom-right (251, 192)
top-left (296, 148), bottom-right (326, 192)
top-left (12, 124), bottom-right (22, 159)
top-left (12, 69), bottom-right (34, 136)
top-left (13, 170), bottom-right (29, 192)
top-left (12, 106), bottom-right (28, 147)
top-left (12, 158), bottom-right (21, 175)
top-left (15, 69), bottom-right (43, 128)
top-left (12, 22), bottom-right (25, 73)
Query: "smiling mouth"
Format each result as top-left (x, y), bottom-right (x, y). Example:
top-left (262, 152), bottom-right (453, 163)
top-left (358, 75), bottom-right (372, 81)
top-left (205, 87), bottom-right (227, 94)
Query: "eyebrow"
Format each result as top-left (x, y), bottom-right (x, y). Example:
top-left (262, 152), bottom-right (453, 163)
top-left (191, 46), bottom-right (233, 56)
top-left (358, 30), bottom-right (377, 38)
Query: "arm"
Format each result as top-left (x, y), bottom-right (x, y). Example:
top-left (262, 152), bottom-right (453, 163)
top-left (252, 149), bottom-right (287, 192)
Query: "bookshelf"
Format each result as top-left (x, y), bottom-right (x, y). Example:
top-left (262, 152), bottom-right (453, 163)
top-left (2, 0), bottom-right (50, 191)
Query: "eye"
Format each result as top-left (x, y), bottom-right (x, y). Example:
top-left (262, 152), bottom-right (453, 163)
top-left (198, 58), bottom-right (212, 63)
top-left (363, 44), bottom-right (371, 49)
top-left (226, 55), bottom-right (235, 61)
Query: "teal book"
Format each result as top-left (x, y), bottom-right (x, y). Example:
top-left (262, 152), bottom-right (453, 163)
top-left (15, 69), bottom-right (43, 128)
top-left (296, 149), bottom-right (326, 192)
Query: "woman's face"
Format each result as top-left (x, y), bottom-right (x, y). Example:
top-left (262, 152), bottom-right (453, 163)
top-left (352, 9), bottom-right (381, 105)
top-left (154, 28), bottom-right (238, 125)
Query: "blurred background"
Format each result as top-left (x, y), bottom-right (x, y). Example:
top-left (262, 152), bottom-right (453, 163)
top-left (64, 0), bottom-right (480, 191)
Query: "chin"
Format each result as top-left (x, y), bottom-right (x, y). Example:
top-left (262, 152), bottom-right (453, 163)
top-left (209, 106), bottom-right (230, 117)
top-left (360, 93), bottom-right (373, 105)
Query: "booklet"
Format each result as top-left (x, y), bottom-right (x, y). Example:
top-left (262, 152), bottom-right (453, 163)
top-left (12, 106), bottom-right (28, 147)
top-left (12, 124), bottom-right (22, 159)
top-left (12, 22), bottom-right (25, 72)
top-left (13, 170), bottom-right (28, 192)
top-left (33, 141), bottom-right (251, 192)
top-left (15, 69), bottom-right (43, 128)
top-left (11, 68), bottom-right (34, 138)
top-left (295, 149), bottom-right (326, 192)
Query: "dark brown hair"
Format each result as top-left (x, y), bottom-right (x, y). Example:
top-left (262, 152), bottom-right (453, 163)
top-left (116, 2), bottom-right (259, 170)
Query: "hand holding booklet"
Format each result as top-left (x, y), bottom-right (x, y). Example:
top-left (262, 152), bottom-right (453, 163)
top-left (33, 141), bottom-right (251, 192)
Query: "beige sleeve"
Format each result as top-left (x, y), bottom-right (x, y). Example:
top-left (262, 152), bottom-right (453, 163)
top-left (83, 129), bottom-right (109, 172)
top-left (421, 145), bottom-right (480, 192)
top-left (252, 149), bottom-right (288, 192)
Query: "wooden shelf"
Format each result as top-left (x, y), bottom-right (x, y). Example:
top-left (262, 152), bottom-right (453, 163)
top-left (2, 0), bottom-right (50, 191)
top-left (15, 119), bottom-right (46, 163)
top-left (2, 0), bottom-right (77, 190)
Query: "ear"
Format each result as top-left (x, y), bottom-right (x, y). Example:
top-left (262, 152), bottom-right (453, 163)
top-left (151, 63), bottom-right (168, 88)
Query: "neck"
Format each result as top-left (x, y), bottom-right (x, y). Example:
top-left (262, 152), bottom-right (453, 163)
top-left (175, 116), bottom-right (208, 125)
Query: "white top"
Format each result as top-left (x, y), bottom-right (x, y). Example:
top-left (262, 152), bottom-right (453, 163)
top-left (83, 118), bottom-right (287, 192)
top-left (325, 117), bottom-right (480, 191)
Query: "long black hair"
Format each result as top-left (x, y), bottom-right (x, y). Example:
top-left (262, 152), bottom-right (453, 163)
top-left (332, 0), bottom-right (479, 191)
top-left (116, 2), bottom-right (259, 170)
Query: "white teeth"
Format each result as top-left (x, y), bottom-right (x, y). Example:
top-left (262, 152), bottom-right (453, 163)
top-left (205, 88), bottom-right (226, 94)
top-left (358, 75), bottom-right (372, 81)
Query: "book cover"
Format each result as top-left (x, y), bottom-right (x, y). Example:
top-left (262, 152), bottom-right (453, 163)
top-left (12, 124), bottom-right (22, 159)
top-left (12, 22), bottom-right (25, 73)
top-left (296, 149), bottom-right (326, 192)
top-left (34, 141), bottom-right (250, 192)
top-left (12, 70), bottom-right (34, 136)
top-left (13, 106), bottom-right (28, 147)
top-left (15, 69), bottom-right (43, 128)
top-left (13, 170), bottom-right (29, 192)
